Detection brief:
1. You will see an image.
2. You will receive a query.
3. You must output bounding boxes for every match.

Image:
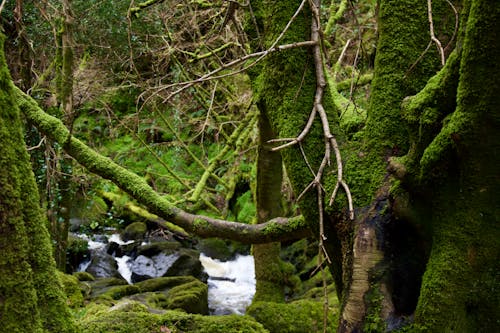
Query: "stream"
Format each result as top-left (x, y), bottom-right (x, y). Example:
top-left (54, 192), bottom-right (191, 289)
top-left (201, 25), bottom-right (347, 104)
top-left (76, 233), bottom-right (256, 315)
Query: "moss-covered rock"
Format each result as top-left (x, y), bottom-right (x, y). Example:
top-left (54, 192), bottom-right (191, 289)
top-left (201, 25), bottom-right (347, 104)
top-left (247, 300), bottom-right (339, 333)
top-left (87, 277), bottom-right (128, 299)
top-left (73, 271), bottom-right (95, 281)
top-left (134, 276), bottom-right (197, 292)
top-left (134, 277), bottom-right (208, 314)
top-left (122, 221), bottom-right (148, 241)
top-left (57, 271), bottom-right (85, 308)
top-left (160, 279), bottom-right (208, 314)
top-left (79, 306), bottom-right (268, 333)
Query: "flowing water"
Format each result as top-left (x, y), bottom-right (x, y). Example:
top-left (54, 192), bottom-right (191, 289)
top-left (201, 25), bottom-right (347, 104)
top-left (76, 233), bottom-right (256, 315)
top-left (199, 253), bottom-right (255, 315)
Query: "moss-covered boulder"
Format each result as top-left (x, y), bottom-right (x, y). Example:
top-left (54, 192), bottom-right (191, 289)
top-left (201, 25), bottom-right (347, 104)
top-left (134, 276), bottom-right (208, 314)
top-left (122, 221), bottom-right (148, 241)
top-left (57, 271), bottom-right (84, 308)
top-left (151, 279), bottom-right (208, 314)
top-left (247, 300), bottom-right (339, 333)
top-left (87, 277), bottom-right (128, 300)
top-left (79, 303), bottom-right (268, 333)
top-left (73, 271), bottom-right (95, 281)
top-left (134, 276), bottom-right (196, 292)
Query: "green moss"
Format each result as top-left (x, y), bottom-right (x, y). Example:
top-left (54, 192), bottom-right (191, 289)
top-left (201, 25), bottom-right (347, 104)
top-left (73, 271), bottom-right (95, 281)
top-left (79, 307), bottom-right (268, 333)
top-left (362, 287), bottom-right (386, 333)
top-left (135, 276), bottom-right (196, 292)
top-left (122, 221), bottom-right (147, 241)
top-left (247, 300), bottom-right (339, 333)
top-left (57, 271), bottom-right (85, 308)
top-left (0, 33), bottom-right (76, 333)
top-left (97, 284), bottom-right (141, 301)
top-left (161, 280), bottom-right (208, 314)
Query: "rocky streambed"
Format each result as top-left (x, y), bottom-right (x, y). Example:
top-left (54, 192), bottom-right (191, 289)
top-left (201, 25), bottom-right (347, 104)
top-left (70, 229), bottom-right (255, 315)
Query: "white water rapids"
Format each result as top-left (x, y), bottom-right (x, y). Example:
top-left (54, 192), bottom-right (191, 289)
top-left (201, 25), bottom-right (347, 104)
top-left (76, 233), bottom-right (256, 315)
top-left (199, 253), bottom-right (256, 315)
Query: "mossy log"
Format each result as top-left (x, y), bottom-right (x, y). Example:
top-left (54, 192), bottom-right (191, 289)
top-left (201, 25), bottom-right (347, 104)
top-left (15, 85), bottom-right (311, 244)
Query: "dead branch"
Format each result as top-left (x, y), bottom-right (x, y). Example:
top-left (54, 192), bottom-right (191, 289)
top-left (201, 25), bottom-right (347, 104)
top-left (427, 0), bottom-right (445, 66)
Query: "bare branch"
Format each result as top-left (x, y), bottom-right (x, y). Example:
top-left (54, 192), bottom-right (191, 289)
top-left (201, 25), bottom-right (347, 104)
top-left (0, 0), bottom-right (7, 15)
top-left (427, 0), bottom-right (445, 66)
top-left (140, 0), bottom-right (311, 104)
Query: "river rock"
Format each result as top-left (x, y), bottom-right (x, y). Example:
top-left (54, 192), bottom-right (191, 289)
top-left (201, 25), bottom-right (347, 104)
top-left (129, 242), bottom-right (207, 283)
top-left (85, 250), bottom-right (122, 279)
top-left (130, 252), bottom-right (181, 283)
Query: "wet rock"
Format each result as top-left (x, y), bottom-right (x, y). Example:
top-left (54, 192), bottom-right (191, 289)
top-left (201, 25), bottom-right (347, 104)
top-left (130, 253), bottom-right (180, 283)
top-left (86, 250), bottom-right (122, 279)
top-left (128, 242), bottom-right (206, 283)
top-left (165, 249), bottom-right (208, 283)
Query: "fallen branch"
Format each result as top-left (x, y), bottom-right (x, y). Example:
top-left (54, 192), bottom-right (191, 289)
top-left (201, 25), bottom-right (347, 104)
top-left (15, 85), bottom-right (311, 244)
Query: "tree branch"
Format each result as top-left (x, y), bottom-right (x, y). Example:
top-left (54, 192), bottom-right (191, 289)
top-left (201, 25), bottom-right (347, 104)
top-left (15, 86), bottom-right (311, 244)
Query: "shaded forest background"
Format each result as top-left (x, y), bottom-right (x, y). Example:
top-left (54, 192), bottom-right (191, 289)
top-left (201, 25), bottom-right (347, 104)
top-left (1, 0), bottom-right (499, 332)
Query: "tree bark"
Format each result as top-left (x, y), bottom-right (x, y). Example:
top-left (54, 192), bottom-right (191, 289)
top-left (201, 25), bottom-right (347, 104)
top-left (0, 33), bottom-right (76, 333)
top-left (253, 111), bottom-right (285, 302)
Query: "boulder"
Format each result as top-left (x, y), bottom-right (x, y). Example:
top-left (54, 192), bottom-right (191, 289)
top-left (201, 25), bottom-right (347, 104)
top-left (129, 242), bottom-right (207, 283)
top-left (130, 252), bottom-right (180, 283)
top-left (122, 222), bottom-right (147, 241)
top-left (85, 250), bottom-right (122, 279)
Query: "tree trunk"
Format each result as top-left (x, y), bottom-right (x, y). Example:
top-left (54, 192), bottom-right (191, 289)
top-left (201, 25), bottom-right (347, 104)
top-left (0, 33), bottom-right (76, 333)
top-left (410, 0), bottom-right (500, 330)
top-left (252, 111), bottom-right (285, 302)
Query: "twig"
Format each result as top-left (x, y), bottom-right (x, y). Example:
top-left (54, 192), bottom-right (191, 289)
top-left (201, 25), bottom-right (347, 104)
top-left (27, 136), bottom-right (46, 151)
top-left (0, 0), bottom-right (7, 15)
top-left (428, 0), bottom-right (445, 66)
top-left (443, 0), bottom-right (459, 53)
top-left (139, 0), bottom-right (311, 105)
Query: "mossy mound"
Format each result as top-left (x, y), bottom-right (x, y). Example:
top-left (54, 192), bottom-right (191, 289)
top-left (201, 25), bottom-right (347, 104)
top-left (129, 277), bottom-right (209, 314)
top-left (86, 276), bottom-right (209, 314)
top-left (79, 302), bottom-right (268, 333)
top-left (134, 276), bottom-right (196, 292)
top-left (247, 300), bottom-right (339, 333)
top-left (122, 221), bottom-right (148, 241)
top-left (57, 271), bottom-right (84, 308)
top-left (73, 271), bottom-right (95, 281)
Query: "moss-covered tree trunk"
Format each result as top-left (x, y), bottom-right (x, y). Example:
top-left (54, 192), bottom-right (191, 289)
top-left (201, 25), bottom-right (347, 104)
top-left (252, 112), bottom-right (285, 302)
top-left (0, 34), bottom-right (76, 333)
top-left (48, 0), bottom-right (76, 271)
top-left (251, 0), bottom-right (498, 331)
top-left (408, 0), bottom-right (500, 330)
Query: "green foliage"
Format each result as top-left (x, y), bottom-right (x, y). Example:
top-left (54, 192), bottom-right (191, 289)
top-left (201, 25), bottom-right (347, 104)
top-left (234, 190), bottom-right (256, 223)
